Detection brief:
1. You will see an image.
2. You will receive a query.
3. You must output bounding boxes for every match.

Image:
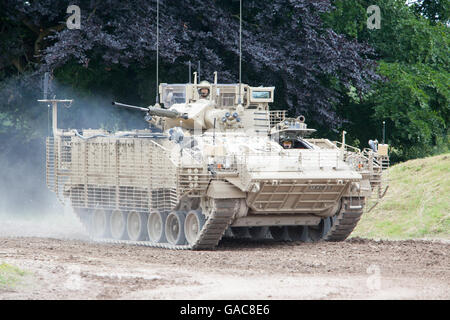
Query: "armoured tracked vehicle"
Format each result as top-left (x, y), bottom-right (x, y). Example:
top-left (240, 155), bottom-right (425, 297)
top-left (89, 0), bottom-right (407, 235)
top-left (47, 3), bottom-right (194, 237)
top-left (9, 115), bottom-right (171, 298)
top-left (43, 75), bottom-right (389, 249)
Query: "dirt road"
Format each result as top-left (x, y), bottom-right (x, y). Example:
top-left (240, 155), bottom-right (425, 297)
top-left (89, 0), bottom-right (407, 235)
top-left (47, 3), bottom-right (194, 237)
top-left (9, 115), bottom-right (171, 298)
top-left (0, 235), bottom-right (448, 299)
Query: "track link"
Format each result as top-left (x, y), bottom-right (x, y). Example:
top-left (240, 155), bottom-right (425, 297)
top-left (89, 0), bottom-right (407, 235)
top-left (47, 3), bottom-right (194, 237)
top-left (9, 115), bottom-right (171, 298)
top-left (192, 199), bottom-right (240, 249)
top-left (324, 199), bottom-right (364, 242)
top-left (84, 198), bottom-right (239, 250)
top-left (78, 197), bottom-right (363, 248)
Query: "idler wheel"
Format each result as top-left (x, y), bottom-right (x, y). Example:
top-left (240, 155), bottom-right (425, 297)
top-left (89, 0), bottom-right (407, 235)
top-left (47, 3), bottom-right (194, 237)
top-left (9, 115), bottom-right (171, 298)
top-left (147, 210), bottom-right (167, 243)
top-left (110, 209), bottom-right (128, 240)
top-left (307, 217), bottom-right (332, 242)
top-left (127, 210), bottom-right (148, 241)
top-left (287, 226), bottom-right (308, 242)
top-left (184, 210), bottom-right (205, 245)
top-left (269, 226), bottom-right (290, 241)
top-left (165, 211), bottom-right (187, 245)
top-left (248, 227), bottom-right (269, 239)
top-left (91, 209), bottom-right (109, 238)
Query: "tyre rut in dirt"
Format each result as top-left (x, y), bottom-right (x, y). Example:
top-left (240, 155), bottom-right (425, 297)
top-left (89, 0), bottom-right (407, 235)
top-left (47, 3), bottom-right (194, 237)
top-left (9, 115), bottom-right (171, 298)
top-left (127, 210), bottom-right (148, 241)
top-left (165, 211), bottom-right (187, 245)
top-left (147, 210), bottom-right (167, 243)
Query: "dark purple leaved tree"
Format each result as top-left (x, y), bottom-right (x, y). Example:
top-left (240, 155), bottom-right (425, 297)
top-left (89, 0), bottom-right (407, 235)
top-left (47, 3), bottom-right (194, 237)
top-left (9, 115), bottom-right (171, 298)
top-left (1, 0), bottom-right (379, 125)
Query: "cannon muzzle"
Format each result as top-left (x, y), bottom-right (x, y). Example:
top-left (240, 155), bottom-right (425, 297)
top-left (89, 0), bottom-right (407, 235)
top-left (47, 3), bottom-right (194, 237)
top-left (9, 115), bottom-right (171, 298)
top-left (112, 101), bottom-right (149, 112)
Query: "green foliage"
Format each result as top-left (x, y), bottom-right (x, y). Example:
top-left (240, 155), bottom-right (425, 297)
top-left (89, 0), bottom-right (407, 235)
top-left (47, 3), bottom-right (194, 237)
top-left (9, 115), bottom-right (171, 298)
top-left (373, 62), bottom-right (449, 160)
top-left (0, 0), bottom-right (448, 169)
top-left (325, 0), bottom-right (449, 161)
top-left (0, 263), bottom-right (27, 289)
top-left (412, 0), bottom-right (450, 24)
top-left (322, 0), bottom-right (368, 39)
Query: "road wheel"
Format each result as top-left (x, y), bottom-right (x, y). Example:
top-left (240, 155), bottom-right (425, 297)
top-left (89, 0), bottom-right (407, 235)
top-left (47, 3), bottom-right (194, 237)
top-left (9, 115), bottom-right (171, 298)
top-left (184, 210), bottom-right (205, 245)
top-left (110, 210), bottom-right (128, 240)
top-left (287, 226), bottom-right (308, 242)
top-left (307, 217), bottom-right (332, 242)
top-left (165, 211), bottom-right (187, 245)
top-left (269, 226), bottom-right (290, 241)
top-left (91, 209), bottom-right (109, 238)
top-left (230, 227), bottom-right (250, 238)
top-left (248, 226), bottom-right (269, 239)
top-left (127, 210), bottom-right (148, 241)
top-left (147, 210), bottom-right (167, 243)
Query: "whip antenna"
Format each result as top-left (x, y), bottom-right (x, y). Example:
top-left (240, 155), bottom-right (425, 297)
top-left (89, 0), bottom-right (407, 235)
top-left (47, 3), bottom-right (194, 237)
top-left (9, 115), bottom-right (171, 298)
top-left (238, 0), bottom-right (242, 104)
top-left (188, 60), bottom-right (192, 83)
top-left (155, 0), bottom-right (160, 104)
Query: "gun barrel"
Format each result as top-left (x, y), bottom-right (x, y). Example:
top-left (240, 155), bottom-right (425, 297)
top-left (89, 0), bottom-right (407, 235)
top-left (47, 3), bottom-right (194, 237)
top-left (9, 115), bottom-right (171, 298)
top-left (147, 106), bottom-right (181, 119)
top-left (112, 101), bottom-right (149, 112)
top-left (112, 101), bottom-right (187, 119)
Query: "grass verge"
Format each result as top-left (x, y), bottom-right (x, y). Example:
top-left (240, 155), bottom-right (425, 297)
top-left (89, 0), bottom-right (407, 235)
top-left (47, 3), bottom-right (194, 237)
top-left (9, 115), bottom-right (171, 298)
top-left (352, 153), bottom-right (450, 239)
top-left (0, 263), bottom-right (27, 290)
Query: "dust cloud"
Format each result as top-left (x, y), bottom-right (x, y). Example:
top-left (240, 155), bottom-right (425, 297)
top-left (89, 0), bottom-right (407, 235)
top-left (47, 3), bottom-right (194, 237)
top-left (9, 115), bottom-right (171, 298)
top-left (0, 78), bottom-right (146, 241)
top-left (0, 205), bottom-right (88, 240)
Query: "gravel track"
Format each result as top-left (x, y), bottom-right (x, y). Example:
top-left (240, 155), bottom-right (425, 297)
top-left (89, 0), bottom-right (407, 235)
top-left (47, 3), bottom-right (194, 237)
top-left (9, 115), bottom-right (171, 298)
top-left (0, 235), bottom-right (448, 299)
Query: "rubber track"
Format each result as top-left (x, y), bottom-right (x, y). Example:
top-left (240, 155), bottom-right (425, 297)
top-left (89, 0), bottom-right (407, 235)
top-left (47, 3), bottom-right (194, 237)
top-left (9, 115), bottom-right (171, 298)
top-left (90, 198), bottom-right (239, 250)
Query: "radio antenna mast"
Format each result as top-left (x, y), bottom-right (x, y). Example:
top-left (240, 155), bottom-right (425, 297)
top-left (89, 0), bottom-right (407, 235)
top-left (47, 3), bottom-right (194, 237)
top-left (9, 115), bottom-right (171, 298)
top-left (155, 0), bottom-right (160, 104)
top-left (188, 60), bottom-right (192, 83)
top-left (238, 0), bottom-right (242, 104)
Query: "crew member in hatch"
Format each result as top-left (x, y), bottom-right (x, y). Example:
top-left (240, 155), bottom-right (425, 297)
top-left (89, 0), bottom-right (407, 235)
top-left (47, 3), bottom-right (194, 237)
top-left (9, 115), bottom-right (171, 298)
top-left (199, 87), bottom-right (210, 99)
top-left (282, 140), bottom-right (293, 149)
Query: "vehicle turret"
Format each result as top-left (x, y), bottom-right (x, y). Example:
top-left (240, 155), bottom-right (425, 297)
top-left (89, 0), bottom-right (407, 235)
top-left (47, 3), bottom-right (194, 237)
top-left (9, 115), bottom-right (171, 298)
top-left (113, 74), bottom-right (277, 135)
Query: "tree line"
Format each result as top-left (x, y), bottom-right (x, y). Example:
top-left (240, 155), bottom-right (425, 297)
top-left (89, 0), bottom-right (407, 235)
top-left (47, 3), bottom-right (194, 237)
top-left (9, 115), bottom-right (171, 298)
top-left (0, 0), bottom-right (448, 162)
